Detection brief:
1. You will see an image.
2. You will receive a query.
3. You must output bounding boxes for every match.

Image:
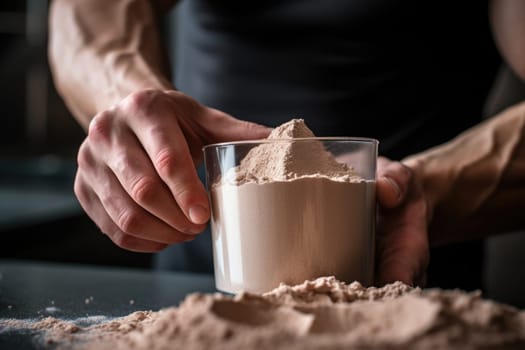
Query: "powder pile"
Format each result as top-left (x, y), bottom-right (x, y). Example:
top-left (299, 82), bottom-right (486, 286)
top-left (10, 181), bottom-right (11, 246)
top-left (227, 118), bottom-right (361, 184)
top-left (2, 276), bottom-right (524, 350)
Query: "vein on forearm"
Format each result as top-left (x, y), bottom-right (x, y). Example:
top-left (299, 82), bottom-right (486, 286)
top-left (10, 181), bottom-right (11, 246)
top-left (48, 0), bottom-right (173, 129)
top-left (404, 102), bottom-right (525, 245)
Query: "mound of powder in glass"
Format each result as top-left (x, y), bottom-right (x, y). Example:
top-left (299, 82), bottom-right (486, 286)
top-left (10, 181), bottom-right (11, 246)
top-left (226, 118), bottom-right (361, 184)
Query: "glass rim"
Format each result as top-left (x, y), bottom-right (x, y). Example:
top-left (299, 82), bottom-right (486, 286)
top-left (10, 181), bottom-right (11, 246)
top-left (203, 137), bottom-right (379, 151)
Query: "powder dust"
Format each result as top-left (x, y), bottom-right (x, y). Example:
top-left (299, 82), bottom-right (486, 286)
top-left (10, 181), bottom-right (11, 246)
top-left (1, 276), bottom-right (525, 350)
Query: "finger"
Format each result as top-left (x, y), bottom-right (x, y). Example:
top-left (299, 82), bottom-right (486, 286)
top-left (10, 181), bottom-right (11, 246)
top-left (101, 123), bottom-right (206, 235)
top-left (204, 108), bottom-right (272, 142)
top-left (94, 167), bottom-right (196, 244)
top-left (376, 176), bottom-right (402, 208)
top-left (124, 92), bottom-right (210, 225)
top-left (376, 203), bottom-right (430, 286)
top-left (376, 157), bottom-right (413, 208)
top-left (78, 141), bottom-right (196, 244)
top-left (376, 230), bottom-right (429, 286)
top-left (74, 173), bottom-right (169, 253)
top-left (377, 256), bottom-right (414, 286)
top-left (163, 91), bottom-right (272, 141)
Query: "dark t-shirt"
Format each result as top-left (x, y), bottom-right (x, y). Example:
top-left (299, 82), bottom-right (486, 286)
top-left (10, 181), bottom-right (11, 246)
top-left (156, 0), bottom-right (501, 290)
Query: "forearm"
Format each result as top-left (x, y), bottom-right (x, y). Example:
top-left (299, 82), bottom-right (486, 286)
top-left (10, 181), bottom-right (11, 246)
top-left (403, 101), bottom-right (525, 246)
top-left (48, 0), bottom-right (175, 130)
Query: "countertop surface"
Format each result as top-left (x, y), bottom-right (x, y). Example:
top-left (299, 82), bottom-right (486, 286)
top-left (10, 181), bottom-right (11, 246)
top-left (0, 260), bottom-right (217, 349)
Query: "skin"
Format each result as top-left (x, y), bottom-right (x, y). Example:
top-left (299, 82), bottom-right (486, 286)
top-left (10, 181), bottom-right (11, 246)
top-left (48, 0), bottom-right (270, 252)
top-left (48, 0), bottom-right (525, 286)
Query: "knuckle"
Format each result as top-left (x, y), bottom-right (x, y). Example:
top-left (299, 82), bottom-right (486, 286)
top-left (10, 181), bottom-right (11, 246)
top-left (144, 125), bottom-right (171, 148)
top-left (155, 148), bottom-right (178, 178)
top-left (92, 214), bottom-right (121, 239)
top-left (130, 176), bottom-right (159, 204)
top-left (76, 142), bottom-right (94, 170)
top-left (399, 162), bottom-right (413, 180)
top-left (117, 209), bottom-right (143, 234)
top-left (97, 220), bottom-right (116, 236)
top-left (112, 149), bottom-right (135, 174)
top-left (123, 90), bottom-right (152, 112)
top-left (383, 161), bottom-right (413, 189)
top-left (122, 89), bottom-right (163, 116)
top-left (171, 184), bottom-right (194, 208)
top-left (73, 177), bottom-right (89, 204)
top-left (388, 160), bottom-right (404, 173)
top-left (88, 111), bottom-right (113, 142)
top-left (111, 231), bottom-right (132, 249)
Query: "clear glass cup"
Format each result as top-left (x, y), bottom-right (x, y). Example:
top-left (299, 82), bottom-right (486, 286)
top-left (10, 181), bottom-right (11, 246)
top-left (203, 138), bottom-right (378, 294)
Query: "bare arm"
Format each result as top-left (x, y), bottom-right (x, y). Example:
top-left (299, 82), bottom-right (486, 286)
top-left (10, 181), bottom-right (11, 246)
top-left (398, 0), bottom-right (525, 246)
top-left (48, 0), bottom-right (270, 253)
top-left (377, 110), bottom-right (525, 285)
top-left (403, 103), bottom-right (525, 246)
top-left (48, 0), bottom-right (178, 129)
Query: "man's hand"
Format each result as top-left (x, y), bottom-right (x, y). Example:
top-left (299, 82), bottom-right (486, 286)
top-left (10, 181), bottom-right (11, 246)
top-left (74, 89), bottom-right (270, 252)
top-left (375, 157), bottom-right (431, 287)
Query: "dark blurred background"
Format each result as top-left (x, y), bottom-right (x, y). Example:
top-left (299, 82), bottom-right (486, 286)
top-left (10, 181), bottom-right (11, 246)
top-left (0, 1), bottom-right (153, 269)
top-left (1, 1), bottom-right (525, 307)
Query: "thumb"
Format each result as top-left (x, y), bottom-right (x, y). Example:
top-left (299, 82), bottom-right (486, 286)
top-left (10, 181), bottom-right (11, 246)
top-left (376, 157), bottom-right (412, 208)
top-left (208, 109), bottom-right (272, 142)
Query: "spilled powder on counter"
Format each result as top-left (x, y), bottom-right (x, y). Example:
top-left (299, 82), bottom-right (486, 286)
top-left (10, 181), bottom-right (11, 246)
top-left (2, 277), bottom-right (524, 350)
top-left (0, 312), bottom-right (152, 348)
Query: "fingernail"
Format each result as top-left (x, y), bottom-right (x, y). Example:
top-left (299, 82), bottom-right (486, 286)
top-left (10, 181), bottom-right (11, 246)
top-left (189, 205), bottom-right (209, 225)
top-left (382, 176), bottom-right (401, 201)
